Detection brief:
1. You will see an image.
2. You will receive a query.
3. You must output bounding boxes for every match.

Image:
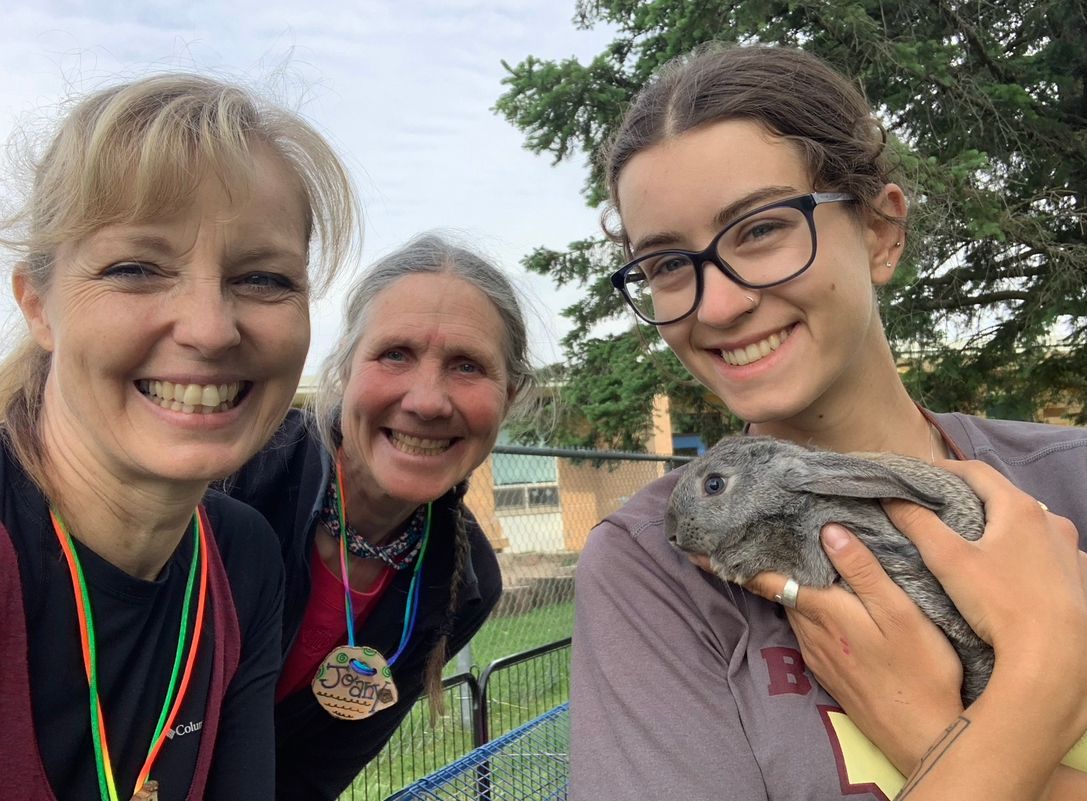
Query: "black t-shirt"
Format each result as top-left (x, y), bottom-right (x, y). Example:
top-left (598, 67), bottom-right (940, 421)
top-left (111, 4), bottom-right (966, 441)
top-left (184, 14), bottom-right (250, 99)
top-left (2, 443), bottom-right (285, 801)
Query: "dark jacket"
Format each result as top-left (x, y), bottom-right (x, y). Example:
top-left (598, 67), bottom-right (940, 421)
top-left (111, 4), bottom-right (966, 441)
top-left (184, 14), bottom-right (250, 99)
top-left (228, 409), bottom-right (502, 801)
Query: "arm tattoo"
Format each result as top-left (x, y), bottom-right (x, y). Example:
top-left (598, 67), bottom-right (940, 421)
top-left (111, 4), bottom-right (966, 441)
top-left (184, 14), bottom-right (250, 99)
top-left (895, 716), bottom-right (972, 800)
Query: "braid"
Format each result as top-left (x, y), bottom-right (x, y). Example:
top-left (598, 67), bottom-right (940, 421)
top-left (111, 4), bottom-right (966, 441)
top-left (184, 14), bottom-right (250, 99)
top-left (423, 497), bottom-right (471, 718)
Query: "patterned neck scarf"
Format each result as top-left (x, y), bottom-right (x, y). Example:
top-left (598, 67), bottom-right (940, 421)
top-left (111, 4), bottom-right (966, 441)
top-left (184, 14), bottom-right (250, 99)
top-left (319, 464), bottom-right (425, 570)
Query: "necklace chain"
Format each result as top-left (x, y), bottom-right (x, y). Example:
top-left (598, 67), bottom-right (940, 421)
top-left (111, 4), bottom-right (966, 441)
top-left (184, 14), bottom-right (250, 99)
top-left (50, 509), bottom-right (208, 801)
top-left (333, 458), bottom-right (430, 675)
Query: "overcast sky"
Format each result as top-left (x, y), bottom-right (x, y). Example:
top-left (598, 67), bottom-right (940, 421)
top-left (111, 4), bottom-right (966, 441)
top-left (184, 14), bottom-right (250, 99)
top-left (0, 1), bottom-right (616, 372)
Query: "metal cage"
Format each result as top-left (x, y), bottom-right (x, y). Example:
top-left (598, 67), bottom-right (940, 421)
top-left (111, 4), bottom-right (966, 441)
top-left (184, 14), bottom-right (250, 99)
top-left (390, 703), bottom-right (569, 801)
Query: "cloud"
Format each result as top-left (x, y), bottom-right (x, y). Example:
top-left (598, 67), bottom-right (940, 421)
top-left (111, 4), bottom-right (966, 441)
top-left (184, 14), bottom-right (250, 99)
top-left (0, 1), bottom-right (617, 369)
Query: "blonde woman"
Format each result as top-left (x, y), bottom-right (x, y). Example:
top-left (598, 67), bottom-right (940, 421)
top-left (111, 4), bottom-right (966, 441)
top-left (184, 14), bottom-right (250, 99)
top-left (0, 74), bottom-right (355, 801)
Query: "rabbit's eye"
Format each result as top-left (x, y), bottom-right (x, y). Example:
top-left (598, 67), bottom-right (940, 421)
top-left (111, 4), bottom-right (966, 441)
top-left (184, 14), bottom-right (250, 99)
top-left (703, 474), bottom-right (727, 495)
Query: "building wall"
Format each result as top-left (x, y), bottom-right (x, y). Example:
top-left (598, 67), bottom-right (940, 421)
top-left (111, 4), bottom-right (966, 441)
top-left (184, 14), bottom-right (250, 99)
top-left (463, 456), bottom-right (509, 550)
top-left (556, 458), bottom-right (667, 551)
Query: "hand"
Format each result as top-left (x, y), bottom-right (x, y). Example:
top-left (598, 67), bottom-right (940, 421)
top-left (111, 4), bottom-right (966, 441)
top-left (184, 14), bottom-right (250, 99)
top-left (884, 459), bottom-right (1087, 737)
top-left (741, 525), bottom-right (964, 774)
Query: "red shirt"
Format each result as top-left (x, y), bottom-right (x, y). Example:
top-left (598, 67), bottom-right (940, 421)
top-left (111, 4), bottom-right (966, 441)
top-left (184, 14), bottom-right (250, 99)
top-left (276, 543), bottom-right (395, 702)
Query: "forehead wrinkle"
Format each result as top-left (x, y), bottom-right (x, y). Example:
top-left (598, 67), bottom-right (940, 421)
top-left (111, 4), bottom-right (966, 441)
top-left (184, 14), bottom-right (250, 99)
top-left (369, 310), bottom-right (505, 368)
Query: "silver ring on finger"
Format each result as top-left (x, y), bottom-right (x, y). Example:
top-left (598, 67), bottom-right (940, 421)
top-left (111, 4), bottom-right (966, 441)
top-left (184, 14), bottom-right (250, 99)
top-left (777, 577), bottom-right (800, 609)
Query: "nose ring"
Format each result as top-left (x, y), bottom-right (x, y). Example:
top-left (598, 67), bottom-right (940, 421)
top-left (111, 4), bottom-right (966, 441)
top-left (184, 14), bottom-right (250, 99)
top-left (743, 294), bottom-right (758, 313)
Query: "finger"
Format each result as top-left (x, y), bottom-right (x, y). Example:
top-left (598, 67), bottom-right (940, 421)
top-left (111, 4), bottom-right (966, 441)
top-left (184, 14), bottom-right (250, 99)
top-left (938, 459), bottom-right (1071, 546)
top-left (937, 459), bottom-right (1042, 518)
top-left (743, 570), bottom-right (791, 604)
top-left (881, 497), bottom-right (963, 564)
top-left (819, 524), bottom-right (892, 599)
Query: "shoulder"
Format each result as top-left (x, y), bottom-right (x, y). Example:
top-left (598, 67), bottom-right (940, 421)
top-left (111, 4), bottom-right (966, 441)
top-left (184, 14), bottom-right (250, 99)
top-left (462, 506), bottom-right (502, 602)
top-left (592, 466), bottom-right (685, 551)
top-left (203, 489), bottom-right (281, 544)
top-left (935, 412), bottom-right (1087, 463)
top-left (935, 412), bottom-right (1087, 540)
top-left (201, 490), bottom-right (284, 612)
top-left (230, 409), bottom-right (324, 491)
top-left (579, 466), bottom-right (698, 593)
top-left (223, 408), bottom-right (328, 547)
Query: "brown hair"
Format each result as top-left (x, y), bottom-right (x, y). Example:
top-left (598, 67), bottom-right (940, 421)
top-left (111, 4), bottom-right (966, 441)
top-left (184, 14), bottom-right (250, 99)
top-left (603, 44), bottom-right (901, 248)
top-left (0, 72), bottom-right (359, 488)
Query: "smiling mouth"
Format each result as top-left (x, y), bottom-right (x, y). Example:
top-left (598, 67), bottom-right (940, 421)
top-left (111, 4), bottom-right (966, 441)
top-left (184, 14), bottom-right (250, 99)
top-left (720, 326), bottom-right (792, 366)
top-left (137, 379), bottom-right (250, 414)
top-left (387, 430), bottom-right (454, 456)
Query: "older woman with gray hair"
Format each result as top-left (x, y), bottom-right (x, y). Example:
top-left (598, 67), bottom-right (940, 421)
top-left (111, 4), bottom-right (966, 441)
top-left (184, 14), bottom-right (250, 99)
top-left (229, 232), bottom-right (535, 801)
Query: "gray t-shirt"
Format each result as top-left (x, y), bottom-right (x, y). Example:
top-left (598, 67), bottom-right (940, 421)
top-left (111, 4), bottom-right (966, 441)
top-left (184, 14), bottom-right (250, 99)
top-left (570, 413), bottom-right (1087, 800)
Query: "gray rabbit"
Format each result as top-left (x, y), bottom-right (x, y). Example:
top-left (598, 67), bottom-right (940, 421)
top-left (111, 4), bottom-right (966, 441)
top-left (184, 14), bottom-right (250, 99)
top-left (665, 435), bottom-right (992, 704)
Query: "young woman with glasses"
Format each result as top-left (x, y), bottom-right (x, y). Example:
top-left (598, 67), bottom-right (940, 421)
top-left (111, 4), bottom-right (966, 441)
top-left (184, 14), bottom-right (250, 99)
top-left (572, 44), bottom-right (1087, 801)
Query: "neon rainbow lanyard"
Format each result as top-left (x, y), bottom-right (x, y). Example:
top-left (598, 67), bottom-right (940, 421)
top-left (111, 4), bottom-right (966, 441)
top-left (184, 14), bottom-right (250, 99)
top-left (50, 508), bottom-right (209, 801)
top-left (334, 458), bottom-right (431, 676)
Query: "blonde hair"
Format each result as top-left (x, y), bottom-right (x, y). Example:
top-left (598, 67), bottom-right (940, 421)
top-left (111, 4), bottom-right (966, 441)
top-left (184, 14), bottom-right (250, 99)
top-left (0, 72), bottom-right (360, 487)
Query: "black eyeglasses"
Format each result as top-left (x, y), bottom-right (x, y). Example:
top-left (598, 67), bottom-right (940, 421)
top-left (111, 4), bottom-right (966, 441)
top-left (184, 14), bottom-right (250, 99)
top-left (610, 192), bottom-right (855, 325)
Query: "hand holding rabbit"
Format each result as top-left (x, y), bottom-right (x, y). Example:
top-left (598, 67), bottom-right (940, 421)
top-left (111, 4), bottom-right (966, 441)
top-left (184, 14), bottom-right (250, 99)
top-left (666, 435), bottom-right (992, 703)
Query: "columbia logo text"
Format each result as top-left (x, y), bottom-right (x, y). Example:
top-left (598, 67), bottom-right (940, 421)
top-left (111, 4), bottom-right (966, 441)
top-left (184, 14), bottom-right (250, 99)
top-left (165, 720), bottom-right (203, 740)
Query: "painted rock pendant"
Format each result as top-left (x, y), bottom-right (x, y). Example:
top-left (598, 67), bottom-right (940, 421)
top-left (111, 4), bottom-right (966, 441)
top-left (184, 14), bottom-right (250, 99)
top-left (312, 645), bottom-right (398, 720)
top-left (131, 781), bottom-right (159, 800)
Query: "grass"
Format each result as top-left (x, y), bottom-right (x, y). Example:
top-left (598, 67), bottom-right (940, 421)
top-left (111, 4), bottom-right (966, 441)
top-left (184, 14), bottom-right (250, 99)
top-left (340, 601), bottom-right (573, 801)
top-left (447, 600), bottom-right (574, 676)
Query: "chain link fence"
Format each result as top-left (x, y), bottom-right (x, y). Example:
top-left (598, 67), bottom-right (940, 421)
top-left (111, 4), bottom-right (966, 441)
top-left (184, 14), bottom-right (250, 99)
top-left (339, 446), bottom-right (687, 800)
top-left (461, 445), bottom-right (688, 655)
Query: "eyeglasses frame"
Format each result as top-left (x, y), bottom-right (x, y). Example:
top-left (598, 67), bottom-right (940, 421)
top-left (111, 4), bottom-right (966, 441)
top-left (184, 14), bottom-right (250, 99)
top-left (610, 191), bottom-right (856, 325)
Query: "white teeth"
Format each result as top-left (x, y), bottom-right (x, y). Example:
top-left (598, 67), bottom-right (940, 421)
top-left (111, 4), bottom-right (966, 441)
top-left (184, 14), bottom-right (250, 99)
top-left (390, 431), bottom-right (452, 456)
top-left (721, 327), bottom-right (791, 366)
top-left (139, 380), bottom-right (245, 415)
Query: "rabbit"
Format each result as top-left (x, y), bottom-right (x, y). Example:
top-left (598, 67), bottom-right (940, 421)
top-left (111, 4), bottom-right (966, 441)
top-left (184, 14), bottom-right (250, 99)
top-left (665, 435), bottom-right (992, 704)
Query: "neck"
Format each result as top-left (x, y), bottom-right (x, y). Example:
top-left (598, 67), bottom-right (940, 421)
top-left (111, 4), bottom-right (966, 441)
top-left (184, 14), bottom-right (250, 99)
top-left (338, 452), bottom-right (420, 546)
top-left (40, 409), bottom-right (206, 581)
top-left (748, 332), bottom-right (945, 462)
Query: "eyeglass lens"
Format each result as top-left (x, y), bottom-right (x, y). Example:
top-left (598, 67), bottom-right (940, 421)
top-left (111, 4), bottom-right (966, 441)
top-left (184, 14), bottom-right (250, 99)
top-left (621, 204), bottom-right (813, 323)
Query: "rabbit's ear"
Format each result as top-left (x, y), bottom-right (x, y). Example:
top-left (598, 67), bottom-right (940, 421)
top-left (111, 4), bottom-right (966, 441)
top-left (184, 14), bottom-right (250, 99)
top-left (782, 453), bottom-right (945, 510)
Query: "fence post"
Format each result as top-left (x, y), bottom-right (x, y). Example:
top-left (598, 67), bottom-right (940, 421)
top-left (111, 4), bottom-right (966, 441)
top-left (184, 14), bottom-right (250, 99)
top-left (455, 643), bottom-right (474, 736)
